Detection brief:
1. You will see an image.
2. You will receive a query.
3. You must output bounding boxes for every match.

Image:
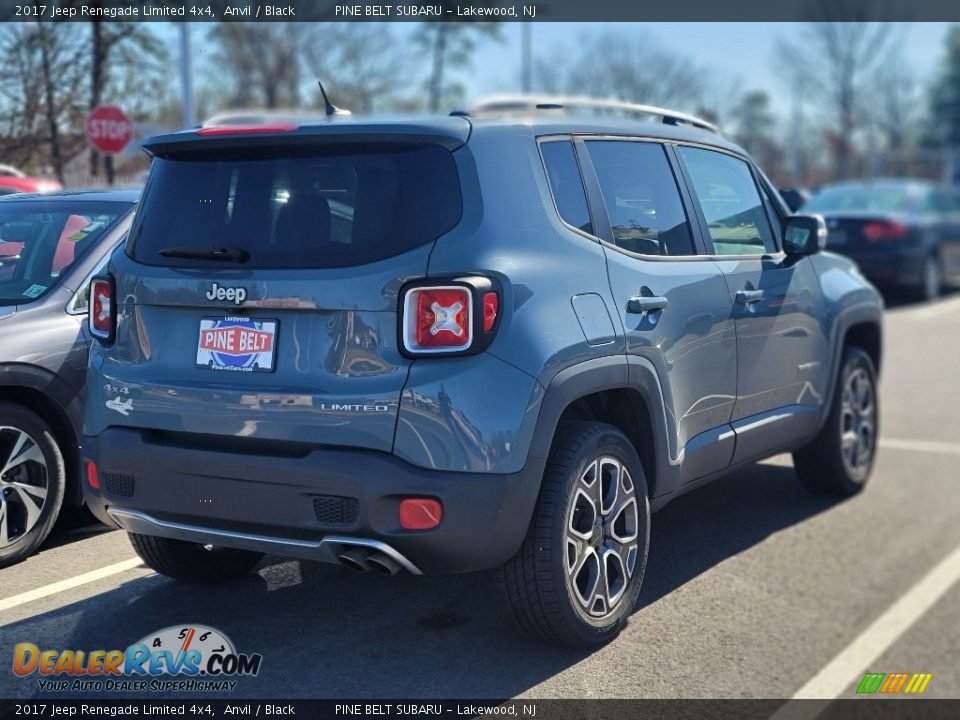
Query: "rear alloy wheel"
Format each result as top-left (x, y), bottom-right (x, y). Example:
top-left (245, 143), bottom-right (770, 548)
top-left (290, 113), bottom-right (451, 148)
top-left (565, 455), bottom-right (641, 619)
top-left (498, 421), bottom-right (650, 647)
top-left (0, 403), bottom-right (66, 568)
top-left (794, 347), bottom-right (878, 496)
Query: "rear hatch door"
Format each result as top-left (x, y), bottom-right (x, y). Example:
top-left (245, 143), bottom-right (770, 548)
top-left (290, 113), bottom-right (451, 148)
top-left (102, 126), bottom-right (465, 452)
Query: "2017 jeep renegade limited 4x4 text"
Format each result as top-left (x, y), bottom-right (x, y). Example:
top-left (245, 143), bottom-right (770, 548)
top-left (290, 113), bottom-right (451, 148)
top-left (83, 97), bottom-right (883, 648)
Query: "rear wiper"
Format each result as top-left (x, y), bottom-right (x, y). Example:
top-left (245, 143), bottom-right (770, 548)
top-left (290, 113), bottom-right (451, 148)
top-left (158, 246), bottom-right (250, 263)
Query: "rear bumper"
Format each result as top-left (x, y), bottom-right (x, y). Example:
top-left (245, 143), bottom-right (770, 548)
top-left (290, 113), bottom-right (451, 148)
top-left (82, 428), bottom-right (544, 574)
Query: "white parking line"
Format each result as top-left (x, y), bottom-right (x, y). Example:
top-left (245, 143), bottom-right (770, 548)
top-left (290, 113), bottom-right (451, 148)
top-left (789, 541), bottom-right (960, 700)
top-left (880, 438), bottom-right (960, 456)
top-left (0, 558), bottom-right (144, 614)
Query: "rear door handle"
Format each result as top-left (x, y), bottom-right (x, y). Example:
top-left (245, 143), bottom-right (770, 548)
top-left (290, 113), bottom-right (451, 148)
top-left (626, 296), bottom-right (669, 314)
top-left (735, 289), bottom-right (765, 305)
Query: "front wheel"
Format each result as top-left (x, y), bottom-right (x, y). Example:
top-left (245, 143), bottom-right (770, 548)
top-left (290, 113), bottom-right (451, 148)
top-left (129, 533), bottom-right (263, 583)
top-left (918, 253), bottom-right (942, 302)
top-left (497, 421), bottom-right (650, 647)
top-left (0, 403), bottom-right (66, 568)
top-left (794, 347), bottom-right (878, 496)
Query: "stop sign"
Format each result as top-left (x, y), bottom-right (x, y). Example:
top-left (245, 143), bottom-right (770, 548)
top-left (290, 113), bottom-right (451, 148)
top-left (86, 105), bottom-right (133, 155)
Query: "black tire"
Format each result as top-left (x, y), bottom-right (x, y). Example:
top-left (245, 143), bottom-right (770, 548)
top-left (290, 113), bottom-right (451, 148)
top-left (497, 421), bottom-right (650, 648)
top-left (917, 253), bottom-right (942, 302)
top-left (0, 402), bottom-right (66, 568)
top-left (794, 347), bottom-right (878, 496)
top-left (128, 533), bottom-right (263, 583)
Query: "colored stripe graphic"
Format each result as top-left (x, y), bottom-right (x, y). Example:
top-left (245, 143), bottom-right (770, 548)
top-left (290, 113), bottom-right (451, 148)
top-left (857, 671), bottom-right (932, 694)
top-left (879, 673), bottom-right (909, 693)
top-left (904, 673), bottom-right (933, 694)
top-left (856, 673), bottom-right (885, 694)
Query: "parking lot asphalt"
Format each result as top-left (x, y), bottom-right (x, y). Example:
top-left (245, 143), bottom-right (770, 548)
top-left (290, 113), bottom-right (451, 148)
top-left (1, 290), bottom-right (959, 701)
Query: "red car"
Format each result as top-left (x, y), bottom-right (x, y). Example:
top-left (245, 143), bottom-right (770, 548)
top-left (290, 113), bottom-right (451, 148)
top-left (0, 176), bottom-right (63, 195)
top-left (0, 171), bottom-right (64, 277)
top-left (0, 240), bottom-right (21, 279)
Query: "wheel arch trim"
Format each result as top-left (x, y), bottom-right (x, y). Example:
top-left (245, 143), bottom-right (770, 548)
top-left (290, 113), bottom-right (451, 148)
top-left (0, 363), bottom-right (83, 504)
top-left (523, 354), bottom-right (675, 500)
top-left (818, 303), bottom-right (883, 436)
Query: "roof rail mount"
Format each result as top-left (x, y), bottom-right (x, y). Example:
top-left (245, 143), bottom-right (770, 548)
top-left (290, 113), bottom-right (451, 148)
top-left (457, 94), bottom-right (719, 134)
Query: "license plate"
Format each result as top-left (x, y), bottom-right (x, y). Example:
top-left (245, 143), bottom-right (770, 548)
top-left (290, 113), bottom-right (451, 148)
top-left (829, 230), bottom-right (847, 245)
top-left (196, 317), bottom-right (278, 373)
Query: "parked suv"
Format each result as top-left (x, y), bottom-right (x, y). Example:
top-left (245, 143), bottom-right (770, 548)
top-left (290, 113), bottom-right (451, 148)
top-left (82, 97), bottom-right (883, 647)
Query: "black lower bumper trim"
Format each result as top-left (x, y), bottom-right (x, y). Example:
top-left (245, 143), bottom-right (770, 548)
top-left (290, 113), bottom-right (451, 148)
top-left (83, 428), bottom-right (545, 574)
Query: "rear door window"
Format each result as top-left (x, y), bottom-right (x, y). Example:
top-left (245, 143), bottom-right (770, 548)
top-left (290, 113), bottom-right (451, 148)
top-left (677, 146), bottom-right (777, 256)
top-left (584, 140), bottom-right (695, 256)
top-left (540, 140), bottom-right (592, 235)
top-left (128, 143), bottom-right (462, 269)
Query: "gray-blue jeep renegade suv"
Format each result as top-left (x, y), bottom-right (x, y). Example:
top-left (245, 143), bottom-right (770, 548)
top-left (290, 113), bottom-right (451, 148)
top-left (82, 97), bottom-right (883, 647)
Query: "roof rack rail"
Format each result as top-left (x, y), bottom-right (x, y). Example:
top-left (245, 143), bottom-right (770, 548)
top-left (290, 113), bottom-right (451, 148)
top-left (457, 94), bottom-right (719, 134)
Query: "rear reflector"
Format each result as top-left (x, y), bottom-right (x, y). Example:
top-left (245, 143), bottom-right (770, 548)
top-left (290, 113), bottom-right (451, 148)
top-left (89, 275), bottom-right (115, 342)
top-left (85, 460), bottom-right (100, 490)
top-left (482, 292), bottom-right (499, 332)
top-left (196, 124), bottom-right (299, 136)
top-left (399, 498), bottom-right (442, 530)
top-left (403, 286), bottom-right (473, 353)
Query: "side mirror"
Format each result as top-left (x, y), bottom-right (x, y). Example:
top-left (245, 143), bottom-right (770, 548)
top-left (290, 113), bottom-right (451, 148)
top-left (783, 214), bottom-right (827, 256)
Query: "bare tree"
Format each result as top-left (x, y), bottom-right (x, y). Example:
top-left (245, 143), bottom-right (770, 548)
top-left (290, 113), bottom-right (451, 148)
top-left (0, 23), bottom-right (86, 181)
top-left (87, 21), bottom-right (166, 182)
top-left (926, 25), bottom-right (960, 181)
top-left (777, 16), bottom-right (897, 180)
top-left (414, 18), bottom-right (502, 112)
top-left (302, 24), bottom-right (409, 113)
top-left (870, 58), bottom-right (917, 176)
top-left (731, 90), bottom-right (785, 180)
top-left (534, 32), bottom-right (708, 113)
top-left (211, 23), bottom-right (304, 110)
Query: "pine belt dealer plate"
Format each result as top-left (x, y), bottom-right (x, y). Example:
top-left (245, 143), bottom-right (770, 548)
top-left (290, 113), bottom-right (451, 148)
top-left (196, 317), bottom-right (278, 373)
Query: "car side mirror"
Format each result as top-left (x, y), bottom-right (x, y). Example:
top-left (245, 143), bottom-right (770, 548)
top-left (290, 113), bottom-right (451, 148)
top-left (783, 214), bottom-right (827, 256)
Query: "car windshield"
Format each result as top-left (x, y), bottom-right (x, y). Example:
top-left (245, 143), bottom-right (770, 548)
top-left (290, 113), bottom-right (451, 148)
top-left (803, 185), bottom-right (919, 214)
top-left (0, 201), bottom-right (127, 306)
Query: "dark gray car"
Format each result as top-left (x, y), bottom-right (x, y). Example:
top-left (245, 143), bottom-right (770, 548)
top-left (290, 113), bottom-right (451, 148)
top-left (81, 99), bottom-right (882, 647)
top-left (0, 190), bottom-right (137, 566)
top-left (803, 179), bottom-right (960, 301)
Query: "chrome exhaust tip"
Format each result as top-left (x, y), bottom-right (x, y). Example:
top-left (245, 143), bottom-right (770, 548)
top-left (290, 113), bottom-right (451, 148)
top-left (338, 547), bottom-right (373, 572)
top-left (367, 552), bottom-right (402, 575)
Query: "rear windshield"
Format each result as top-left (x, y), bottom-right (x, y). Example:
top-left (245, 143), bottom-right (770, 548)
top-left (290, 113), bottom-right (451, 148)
top-left (128, 143), bottom-right (462, 269)
top-left (803, 185), bottom-right (920, 214)
top-left (0, 201), bottom-right (127, 306)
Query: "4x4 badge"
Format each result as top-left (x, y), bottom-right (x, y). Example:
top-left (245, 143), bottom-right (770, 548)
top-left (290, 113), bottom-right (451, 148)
top-left (206, 282), bottom-right (247, 305)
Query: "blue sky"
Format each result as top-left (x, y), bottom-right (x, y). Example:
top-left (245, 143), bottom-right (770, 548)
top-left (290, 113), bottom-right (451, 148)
top-left (455, 22), bottom-right (952, 110)
top-left (175, 22), bottom-right (955, 121)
